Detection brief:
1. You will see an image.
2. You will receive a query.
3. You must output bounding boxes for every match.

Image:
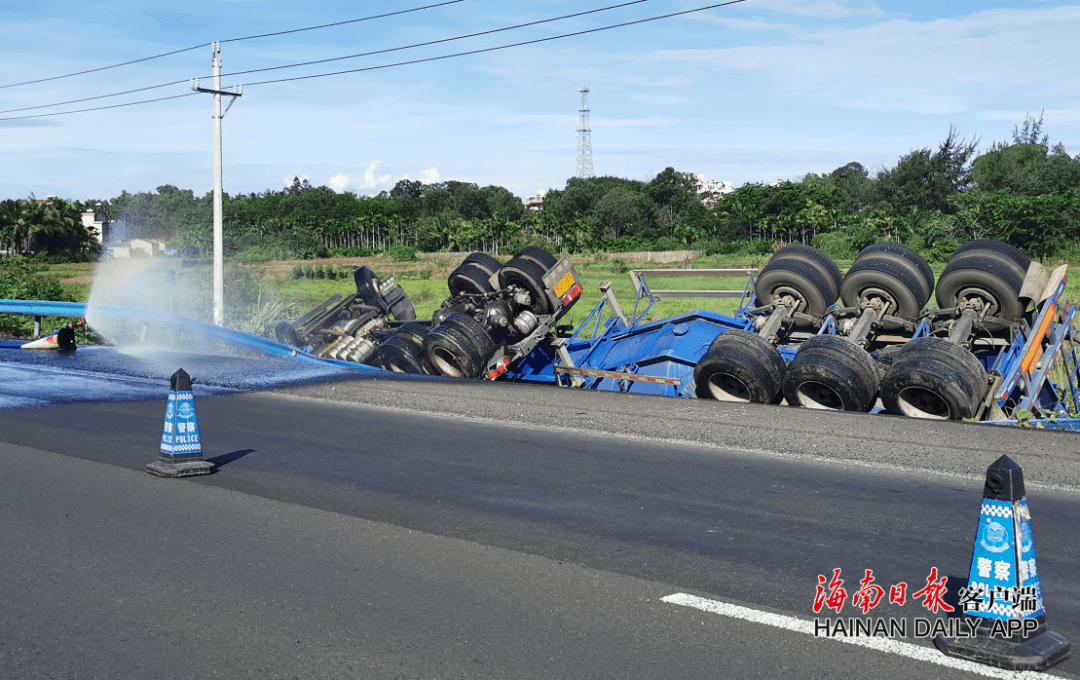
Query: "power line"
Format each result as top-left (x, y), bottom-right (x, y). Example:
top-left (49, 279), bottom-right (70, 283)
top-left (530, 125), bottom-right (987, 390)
top-left (0, 0), bottom-right (465, 90)
top-left (215, 0), bottom-right (656, 81)
top-left (1, 0), bottom-right (656, 116)
top-left (0, 81), bottom-right (189, 115)
top-left (242, 0), bottom-right (747, 87)
top-left (0, 93), bottom-right (200, 121)
top-left (0, 45), bottom-right (208, 91)
top-left (0, 0), bottom-right (747, 121)
top-left (221, 0), bottom-right (464, 44)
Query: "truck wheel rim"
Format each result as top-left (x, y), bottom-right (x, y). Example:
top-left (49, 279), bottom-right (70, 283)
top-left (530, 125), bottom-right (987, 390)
top-left (430, 346), bottom-right (467, 378)
top-left (707, 373), bottom-right (751, 402)
top-left (895, 386), bottom-right (951, 419)
top-left (796, 381), bottom-right (844, 410)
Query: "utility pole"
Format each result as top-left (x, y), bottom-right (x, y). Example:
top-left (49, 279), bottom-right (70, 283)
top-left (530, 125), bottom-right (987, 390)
top-left (191, 42), bottom-right (242, 326)
top-left (576, 86), bottom-right (594, 179)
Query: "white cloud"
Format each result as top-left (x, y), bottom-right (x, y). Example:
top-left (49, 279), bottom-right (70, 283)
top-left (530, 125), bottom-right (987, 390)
top-left (360, 161), bottom-right (393, 190)
top-left (418, 167), bottom-right (441, 184)
top-left (327, 173), bottom-right (350, 193)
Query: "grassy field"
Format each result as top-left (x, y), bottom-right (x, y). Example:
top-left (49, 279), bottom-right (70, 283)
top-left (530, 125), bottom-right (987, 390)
top-left (35, 250), bottom-right (1080, 339)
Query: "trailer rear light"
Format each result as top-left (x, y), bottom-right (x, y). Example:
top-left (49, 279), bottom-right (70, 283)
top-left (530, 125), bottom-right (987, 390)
top-left (561, 283), bottom-right (583, 306)
top-left (486, 356), bottom-right (512, 380)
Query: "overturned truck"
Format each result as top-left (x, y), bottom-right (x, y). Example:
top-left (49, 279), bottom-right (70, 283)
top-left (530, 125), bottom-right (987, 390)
top-left (278, 242), bottom-right (1080, 429)
top-left (275, 247), bottom-right (583, 381)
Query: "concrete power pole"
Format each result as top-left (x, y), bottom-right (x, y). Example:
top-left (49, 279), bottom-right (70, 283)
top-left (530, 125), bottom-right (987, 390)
top-left (192, 43), bottom-right (242, 326)
top-left (576, 86), bottom-right (594, 179)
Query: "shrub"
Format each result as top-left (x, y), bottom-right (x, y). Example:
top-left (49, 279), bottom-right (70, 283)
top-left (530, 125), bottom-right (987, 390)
top-left (746, 240), bottom-right (775, 256)
top-left (386, 245), bottom-right (418, 261)
top-left (928, 237), bottom-right (961, 264)
top-left (0, 256), bottom-right (72, 337)
top-left (652, 236), bottom-right (680, 251)
top-left (291, 264), bottom-right (304, 279)
top-left (811, 232), bottom-right (858, 262)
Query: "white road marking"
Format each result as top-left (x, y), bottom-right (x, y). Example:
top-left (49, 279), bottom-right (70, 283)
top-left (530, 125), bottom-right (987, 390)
top-left (661, 593), bottom-right (1059, 680)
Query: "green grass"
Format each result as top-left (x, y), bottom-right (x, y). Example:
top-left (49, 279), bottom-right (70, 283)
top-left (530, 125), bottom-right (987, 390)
top-left (45, 262), bottom-right (95, 281)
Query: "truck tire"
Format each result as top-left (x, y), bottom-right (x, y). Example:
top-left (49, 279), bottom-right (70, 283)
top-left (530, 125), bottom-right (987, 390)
top-left (935, 254), bottom-right (1025, 320)
top-left (354, 266), bottom-right (388, 313)
top-left (370, 335), bottom-right (427, 374)
top-left (393, 322), bottom-right (430, 349)
top-left (694, 330), bottom-right (785, 403)
top-left (856, 243), bottom-right (935, 299)
top-left (753, 257), bottom-right (835, 317)
top-left (782, 335), bottom-right (879, 412)
top-left (766, 244), bottom-right (842, 297)
top-left (463, 252), bottom-right (503, 278)
top-left (448, 263), bottom-right (496, 296)
top-left (879, 337), bottom-right (988, 420)
top-left (953, 240), bottom-right (1030, 274)
top-left (840, 255), bottom-right (928, 319)
top-left (441, 312), bottom-right (496, 364)
top-left (423, 325), bottom-right (485, 379)
top-left (498, 256), bottom-right (554, 315)
top-left (514, 246), bottom-right (558, 271)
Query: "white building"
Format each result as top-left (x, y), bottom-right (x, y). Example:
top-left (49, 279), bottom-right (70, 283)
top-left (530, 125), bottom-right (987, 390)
top-left (81, 203), bottom-right (107, 244)
top-left (693, 174), bottom-right (734, 207)
top-left (523, 189), bottom-right (548, 212)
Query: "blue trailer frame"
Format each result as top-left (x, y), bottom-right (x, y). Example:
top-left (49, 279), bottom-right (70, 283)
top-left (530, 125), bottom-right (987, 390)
top-left (500, 269), bottom-right (1080, 430)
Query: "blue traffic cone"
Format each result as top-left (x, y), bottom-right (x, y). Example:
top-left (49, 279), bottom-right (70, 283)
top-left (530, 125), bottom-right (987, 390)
top-left (147, 368), bottom-right (214, 478)
top-left (934, 454), bottom-right (1070, 671)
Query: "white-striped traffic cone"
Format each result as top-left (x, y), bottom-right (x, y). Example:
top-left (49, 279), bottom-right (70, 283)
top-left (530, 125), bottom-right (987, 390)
top-left (147, 368), bottom-right (214, 478)
top-left (934, 454), bottom-right (1070, 670)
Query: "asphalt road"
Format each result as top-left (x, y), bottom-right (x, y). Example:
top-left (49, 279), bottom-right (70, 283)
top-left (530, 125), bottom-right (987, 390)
top-left (2, 364), bottom-right (1079, 679)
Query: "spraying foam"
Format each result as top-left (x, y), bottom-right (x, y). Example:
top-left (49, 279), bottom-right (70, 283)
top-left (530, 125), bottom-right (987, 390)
top-left (85, 257), bottom-right (222, 370)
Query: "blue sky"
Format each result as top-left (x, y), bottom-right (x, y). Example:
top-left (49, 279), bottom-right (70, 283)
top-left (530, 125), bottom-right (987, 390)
top-left (1, 0), bottom-right (1077, 202)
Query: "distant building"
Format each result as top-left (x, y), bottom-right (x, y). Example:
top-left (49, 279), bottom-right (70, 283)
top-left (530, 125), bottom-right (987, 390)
top-left (693, 174), bottom-right (734, 208)
top-left (81, 203), bottom-right (107, 244)
top-left (129, 239), bottom-right (167, 257)
top-left (104, 238), bottom-right (167, 258)
top-left (523, 189), bottom-right (548, 212)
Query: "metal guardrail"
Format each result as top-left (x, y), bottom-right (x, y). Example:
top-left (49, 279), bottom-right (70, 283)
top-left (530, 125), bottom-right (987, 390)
top-left (0, 300), bottom-right (87, 337)
top-left (628, 268), bottom-right (759, 299)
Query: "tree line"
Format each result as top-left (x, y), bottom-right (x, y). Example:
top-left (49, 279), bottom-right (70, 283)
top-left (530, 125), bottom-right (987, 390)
top-left (4, 113), bottom-right (1080, 264)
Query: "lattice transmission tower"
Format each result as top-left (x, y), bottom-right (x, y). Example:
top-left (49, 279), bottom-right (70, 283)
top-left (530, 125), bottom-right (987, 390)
top-left (576, 86), bottom-right (594, 179)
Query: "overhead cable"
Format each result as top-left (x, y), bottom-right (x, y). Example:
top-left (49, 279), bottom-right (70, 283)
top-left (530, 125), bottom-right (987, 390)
top-left (0, 0), bottom-right (654, 115)
top-left (0, 0), bottom-right (746, 121)
top-left (242, 0), bottom-right (747, 87)
top-left (0, 0), bottom-right (465, 89)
